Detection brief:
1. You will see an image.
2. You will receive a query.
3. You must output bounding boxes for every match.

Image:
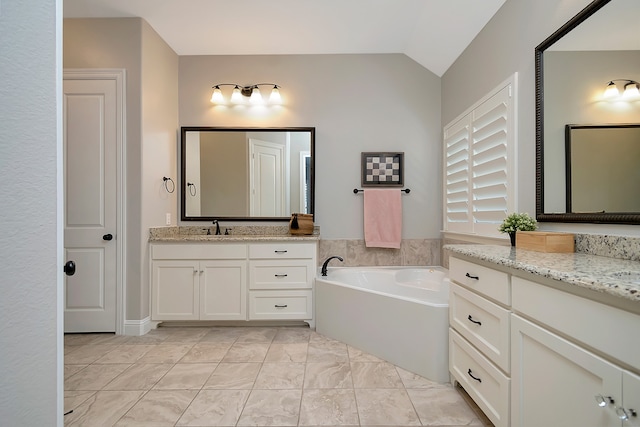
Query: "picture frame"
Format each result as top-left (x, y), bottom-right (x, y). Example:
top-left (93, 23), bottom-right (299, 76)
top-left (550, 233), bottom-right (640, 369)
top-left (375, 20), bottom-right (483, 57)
top-left (361, 152), bottom-right (404, 187)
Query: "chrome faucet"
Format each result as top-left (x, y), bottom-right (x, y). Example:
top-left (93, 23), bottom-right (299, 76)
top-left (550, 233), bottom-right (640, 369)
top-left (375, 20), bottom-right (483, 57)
top-left (321, 256), bottom-right (344, 276)
top-left (212, 220), bottom-right (221, 235)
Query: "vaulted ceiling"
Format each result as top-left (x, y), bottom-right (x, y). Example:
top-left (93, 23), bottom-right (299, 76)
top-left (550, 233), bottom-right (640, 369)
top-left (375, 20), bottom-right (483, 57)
top-left (63, 0), bottom-right (506, 77)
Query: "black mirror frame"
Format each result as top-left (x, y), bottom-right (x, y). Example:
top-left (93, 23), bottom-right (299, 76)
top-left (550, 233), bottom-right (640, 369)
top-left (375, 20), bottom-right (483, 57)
top-left (535, 0), bottom-right (640, 225)
top-left (180, 126), bottom-right (315, 222)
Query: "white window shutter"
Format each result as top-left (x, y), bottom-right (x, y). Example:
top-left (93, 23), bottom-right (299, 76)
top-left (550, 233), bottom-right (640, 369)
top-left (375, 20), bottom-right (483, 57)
top-left (443, 75), bottom-right (516, 237)
top-left (444, 117), bottom-right (472, 233)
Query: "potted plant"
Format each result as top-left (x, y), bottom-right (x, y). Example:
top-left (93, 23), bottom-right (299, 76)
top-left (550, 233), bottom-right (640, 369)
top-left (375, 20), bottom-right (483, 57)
top-left (499, 212), bottom-right (538, 246)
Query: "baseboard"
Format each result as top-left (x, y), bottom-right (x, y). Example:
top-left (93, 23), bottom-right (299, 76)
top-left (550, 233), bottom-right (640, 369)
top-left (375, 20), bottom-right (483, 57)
top-left (123, 317), bottom-right (154, 336)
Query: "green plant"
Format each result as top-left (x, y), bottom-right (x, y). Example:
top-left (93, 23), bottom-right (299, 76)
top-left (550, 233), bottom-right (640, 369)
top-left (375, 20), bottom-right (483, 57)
top-left (498, 212), bottom-right (538, 234)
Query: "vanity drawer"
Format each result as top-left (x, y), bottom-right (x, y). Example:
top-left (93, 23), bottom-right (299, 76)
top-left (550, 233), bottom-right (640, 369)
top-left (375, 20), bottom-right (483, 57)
top-left (449, 257), bottom-right (510, 305)
top-left (512, 276), bottom-right (640, 370)
top-left (450, 283), bottom-right (510, 373)
top-left (249, 243), bottom-right (316, 259)
top-left (152, 244), bottom-right (247, 260)
top-left (450, 329), bottom-right (510, 427)
top-left (249, 260), bottom-right (314, 290)
top-left (249, 290), bottom-right (313, 320)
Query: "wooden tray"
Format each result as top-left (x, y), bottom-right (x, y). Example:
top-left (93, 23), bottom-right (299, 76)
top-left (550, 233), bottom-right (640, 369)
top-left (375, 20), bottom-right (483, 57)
top-left (516, 231), bottom-right (575, 253)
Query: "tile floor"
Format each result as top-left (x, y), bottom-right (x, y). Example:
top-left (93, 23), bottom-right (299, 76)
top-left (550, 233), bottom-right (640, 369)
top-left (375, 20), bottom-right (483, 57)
top-left (64, 326), bottom-right (492, 426)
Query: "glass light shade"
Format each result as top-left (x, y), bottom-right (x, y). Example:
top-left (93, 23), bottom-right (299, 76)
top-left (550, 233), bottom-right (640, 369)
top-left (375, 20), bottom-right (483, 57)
top-left (249, 87), bottom-right (263, 104)
top-left (269, 86), bottom-right (282, 104)
top-left (623, 82), bottom-right (640, 98)
top-left (230, 86), bottom-right (243, 104)
top-left (603, 82), bottom-right (620, 99)
top-left (210, 87), bottom-right (224, 104)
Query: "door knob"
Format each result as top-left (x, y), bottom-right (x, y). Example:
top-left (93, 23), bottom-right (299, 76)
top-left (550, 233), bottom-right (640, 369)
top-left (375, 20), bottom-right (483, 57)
top-left (103, 233), bottom-right (113, 241)
top-left (64, 261), bottom-right (76, 276)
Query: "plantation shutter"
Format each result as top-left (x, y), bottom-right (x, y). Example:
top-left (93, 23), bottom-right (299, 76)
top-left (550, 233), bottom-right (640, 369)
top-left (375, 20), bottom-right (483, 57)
top-left (443, 75), bottom-right (516, 237)
top-left (444, 117), bottom-right (472, 233)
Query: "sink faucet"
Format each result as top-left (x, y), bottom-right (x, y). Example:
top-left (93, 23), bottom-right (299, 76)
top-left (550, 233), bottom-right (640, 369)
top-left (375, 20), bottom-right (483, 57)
top-left (212, 220), bottom-right (221, 235)
top-left (321, 256), bottom-right (344, 276)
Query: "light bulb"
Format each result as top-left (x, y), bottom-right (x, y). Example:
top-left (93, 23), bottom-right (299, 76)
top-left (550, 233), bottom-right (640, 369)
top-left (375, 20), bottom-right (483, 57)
top-left (210, 86), bottom-right (224, 104)
top-left (623, 82), bottom-right (640, 98)
top-left (249, 87), bottom-right (263, 104)
top-left (230, 86), bottom-right (243, 104)
top-left (269, 86), bottom-right (282, 104)
top-left (603, 81), bottom-right (619, 99)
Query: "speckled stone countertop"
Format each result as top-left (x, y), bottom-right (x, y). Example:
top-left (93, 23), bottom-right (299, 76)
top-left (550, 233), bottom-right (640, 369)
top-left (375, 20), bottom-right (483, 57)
top-left (149, 225), bottom-right (320, 242)
top-left (444, 244), bottom-right (640, 303)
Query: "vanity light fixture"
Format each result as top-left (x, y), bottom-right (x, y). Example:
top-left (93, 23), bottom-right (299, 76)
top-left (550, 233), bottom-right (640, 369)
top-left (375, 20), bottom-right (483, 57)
top-left (210, 83), bottom-right (282, 105)
top-left (602, 79), bottom-right (640, 100)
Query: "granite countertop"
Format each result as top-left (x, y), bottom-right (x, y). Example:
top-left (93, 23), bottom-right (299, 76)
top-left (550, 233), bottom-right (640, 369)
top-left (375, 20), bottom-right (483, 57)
top-left (150, 234), bottom-right (320, 242)
top-left (444, 244), bottom-right (640, 303)
top-left (149, 225), bottom-right (320, 243)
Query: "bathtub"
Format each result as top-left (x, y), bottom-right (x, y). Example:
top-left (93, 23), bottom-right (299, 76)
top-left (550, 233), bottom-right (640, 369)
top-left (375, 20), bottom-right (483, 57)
top-left (315, 266), bottom-right (450, 383)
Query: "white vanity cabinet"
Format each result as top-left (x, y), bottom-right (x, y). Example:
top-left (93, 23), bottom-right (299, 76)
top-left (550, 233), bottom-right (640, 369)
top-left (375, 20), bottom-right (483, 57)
top-left (449, 253), bottom-right (640, 427)
top-left (511, 276), bottom-right (640, 427)
top-left (151, 244), bottom-right (247, 321)
top-left (248, 242), bottom-right (316, 323)
top-left (449, 257), bottom-right (511, 427)
top-left (151, 240), bottom-right (317, 325)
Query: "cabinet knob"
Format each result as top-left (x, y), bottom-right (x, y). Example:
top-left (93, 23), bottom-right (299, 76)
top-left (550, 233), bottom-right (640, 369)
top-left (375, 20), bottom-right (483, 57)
top-left (274, 304), bottom-right (288, 308)
top-left (616, 407), bottom-right (637, 420)
top-left (274, 250), bottom-right (288, 254)
top-left (465, 272), bottom-right (479, 280)
top-left (274, 274), bottom-right (288, 278)
top-left (595, 395), bottom-right (615, 407)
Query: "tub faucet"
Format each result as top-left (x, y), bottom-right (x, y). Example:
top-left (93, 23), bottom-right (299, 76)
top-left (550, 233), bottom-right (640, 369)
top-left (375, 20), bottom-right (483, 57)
top-left (321, 256), bottom-right (344, 276)
top-left (212, 220), bottom-right (221, 235)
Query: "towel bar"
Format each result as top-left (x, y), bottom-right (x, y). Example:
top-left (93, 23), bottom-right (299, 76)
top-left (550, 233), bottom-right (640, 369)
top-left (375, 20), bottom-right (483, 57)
top-left (353, 188), bottom-right (410, 194)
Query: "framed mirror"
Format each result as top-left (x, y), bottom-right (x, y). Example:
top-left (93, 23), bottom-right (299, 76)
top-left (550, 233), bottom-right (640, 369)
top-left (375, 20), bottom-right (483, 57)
top-left (535, 0), bottom-right (640, 224)
top-left (181, 127), bottom-right (314, 221)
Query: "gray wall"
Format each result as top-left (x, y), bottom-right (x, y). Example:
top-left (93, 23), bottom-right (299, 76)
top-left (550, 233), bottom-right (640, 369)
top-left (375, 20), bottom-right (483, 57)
top-left (179, 54), bottom-right (442, 239)
top-left (0, 0), bottom-right (62, 423)
top-left (64, 18), bottom-right (179, 322)
top-left (442, 0), bottom-right (640, 237)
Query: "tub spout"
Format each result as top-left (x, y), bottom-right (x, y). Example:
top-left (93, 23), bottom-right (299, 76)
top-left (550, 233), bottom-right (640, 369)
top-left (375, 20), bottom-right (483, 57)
top-left (321, 256), bottom-right (344, 276)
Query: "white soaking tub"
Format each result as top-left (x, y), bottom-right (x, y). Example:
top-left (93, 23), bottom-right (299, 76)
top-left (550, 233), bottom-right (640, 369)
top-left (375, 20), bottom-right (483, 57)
top-left (315, 266), bottom-right (450, 382)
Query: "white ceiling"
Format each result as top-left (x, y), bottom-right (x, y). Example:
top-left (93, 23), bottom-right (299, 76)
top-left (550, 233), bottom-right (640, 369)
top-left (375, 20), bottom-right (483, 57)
top-left (63, 0), bottom-right (506, 77)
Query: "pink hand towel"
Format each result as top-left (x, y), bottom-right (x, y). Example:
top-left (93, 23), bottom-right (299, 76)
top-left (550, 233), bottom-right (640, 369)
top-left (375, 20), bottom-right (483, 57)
top-left (364, 188), bottom-right (402, 249)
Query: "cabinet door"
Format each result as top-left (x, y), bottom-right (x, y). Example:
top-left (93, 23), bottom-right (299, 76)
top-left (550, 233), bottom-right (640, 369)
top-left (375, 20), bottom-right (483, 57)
top-left (199, 260), bottom-right (247, 320)
top-left (622, 371), bottom-right (640, 426)
top-left (511, 314), bottom-right (621, 427)
top-left (152, 261), bottom-right (199, 320)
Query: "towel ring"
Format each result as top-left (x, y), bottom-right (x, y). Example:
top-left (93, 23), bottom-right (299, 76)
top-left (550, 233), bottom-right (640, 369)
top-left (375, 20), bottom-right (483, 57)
top-left (163, 177), bottom-right (175, 193)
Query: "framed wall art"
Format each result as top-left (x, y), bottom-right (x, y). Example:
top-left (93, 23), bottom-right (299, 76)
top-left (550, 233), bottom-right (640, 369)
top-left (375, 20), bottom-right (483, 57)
top-left (361, 152), bottom-right (404, 187)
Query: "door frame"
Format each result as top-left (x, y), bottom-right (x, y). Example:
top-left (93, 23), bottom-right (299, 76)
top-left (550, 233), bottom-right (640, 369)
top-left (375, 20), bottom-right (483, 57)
top-left (64, 68), bottom-right (126, 335)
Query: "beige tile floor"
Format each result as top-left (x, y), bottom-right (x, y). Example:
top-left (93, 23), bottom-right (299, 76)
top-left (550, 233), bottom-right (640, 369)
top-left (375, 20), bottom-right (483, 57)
top-left (64, 326), bottom-right (492, 426)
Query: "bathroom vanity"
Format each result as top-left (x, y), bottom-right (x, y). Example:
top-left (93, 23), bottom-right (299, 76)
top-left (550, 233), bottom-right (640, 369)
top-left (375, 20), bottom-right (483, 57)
top-left (150, 227), bottom-right (318, 327)
top-left (445, 245), bottom-right (640, 427)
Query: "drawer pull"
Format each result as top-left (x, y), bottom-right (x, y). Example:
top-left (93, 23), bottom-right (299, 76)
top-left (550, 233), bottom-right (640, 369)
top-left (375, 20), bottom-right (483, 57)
top-left (274, 250), bottom-right (288, 254)
top-left (274, 304), bottom-right (288, 308)
top-left (467, 315), bottom-right (482, 326)
top-left (465, 273), bottom-right (479, 280)
top-left (274, 274), bottom-right (288, 278)
top-left (467, 369), bottom-right (482, 383)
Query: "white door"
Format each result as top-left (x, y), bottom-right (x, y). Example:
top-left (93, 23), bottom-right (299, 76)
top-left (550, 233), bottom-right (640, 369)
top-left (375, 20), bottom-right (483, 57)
top-left (249, 139), bottom-right (285, 216)
top-left (64, 76), bottom-right (118, 332)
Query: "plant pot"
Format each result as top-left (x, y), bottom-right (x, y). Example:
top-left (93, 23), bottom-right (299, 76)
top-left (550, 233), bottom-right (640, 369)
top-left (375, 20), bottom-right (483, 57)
top-left (509, 232), bottom-right (516, 247)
